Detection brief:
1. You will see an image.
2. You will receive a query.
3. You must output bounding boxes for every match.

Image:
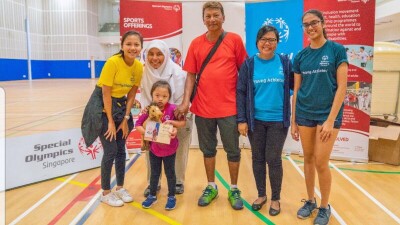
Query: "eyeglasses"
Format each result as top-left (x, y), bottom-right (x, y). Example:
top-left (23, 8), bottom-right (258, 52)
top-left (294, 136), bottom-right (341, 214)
top-left (259, 38), bottom-right (277, 44)
top-left (302, 20), bottom-right (321, 29)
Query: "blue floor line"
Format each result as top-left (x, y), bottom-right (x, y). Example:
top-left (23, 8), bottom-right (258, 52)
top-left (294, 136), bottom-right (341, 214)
top-left (75, 153), bottom-right (141, 225)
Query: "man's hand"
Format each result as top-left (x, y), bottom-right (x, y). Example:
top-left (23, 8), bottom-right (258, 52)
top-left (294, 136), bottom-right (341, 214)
top-left (174, 103), bottom-right (189, 120)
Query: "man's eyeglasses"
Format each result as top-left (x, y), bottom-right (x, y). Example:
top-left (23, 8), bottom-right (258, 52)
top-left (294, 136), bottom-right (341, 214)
top-left (302, 20), bottom-right (321, 29)
top-left (259, 38), bottom-right (277, 44)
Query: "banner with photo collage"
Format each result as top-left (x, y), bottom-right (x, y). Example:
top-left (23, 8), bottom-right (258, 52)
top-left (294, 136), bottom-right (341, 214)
top-left (305, 0), bottom-right (375, 162)
top-left (120, 1), bottom-right (184, 152)
top-left (245, 0), bottom-right (375, 162)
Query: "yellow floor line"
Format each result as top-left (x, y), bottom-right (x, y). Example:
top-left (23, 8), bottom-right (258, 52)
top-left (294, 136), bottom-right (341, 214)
top-left (56, 177), bottom-right (88, 188)
top-left (129, 201), bottom-right (182, 225)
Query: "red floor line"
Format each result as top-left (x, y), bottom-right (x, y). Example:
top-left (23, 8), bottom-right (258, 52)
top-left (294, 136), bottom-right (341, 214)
top-left (48, 176), bottom-right (101, 225)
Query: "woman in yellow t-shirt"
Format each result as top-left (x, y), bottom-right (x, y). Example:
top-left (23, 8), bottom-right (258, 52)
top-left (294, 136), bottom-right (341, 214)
top-left (82, 30), bottom-right (143, 207)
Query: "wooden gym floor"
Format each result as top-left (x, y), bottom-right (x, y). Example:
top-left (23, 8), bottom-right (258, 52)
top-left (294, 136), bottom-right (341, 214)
top-left (2, 79), bottom-right (400, 225)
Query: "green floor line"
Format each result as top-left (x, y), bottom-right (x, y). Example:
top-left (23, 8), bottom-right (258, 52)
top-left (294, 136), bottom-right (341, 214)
top-left (215, 170), bottom-right (275, 225)
top-left (283, 157), bottom-right (400, 174)
top-left (286, 158), bottom-right (304, 164)
top-left (336, 167), bottom-right (400, 174)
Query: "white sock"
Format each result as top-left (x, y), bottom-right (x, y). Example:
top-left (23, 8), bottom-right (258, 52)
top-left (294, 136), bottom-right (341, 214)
top-left (208, 182), bottom-right (217, 189)
top-left (230, 184), bottom-right (238, 189)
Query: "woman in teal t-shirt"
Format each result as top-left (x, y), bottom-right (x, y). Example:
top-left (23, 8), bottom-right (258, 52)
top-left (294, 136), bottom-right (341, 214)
top-left (291, 9), bottom-right (348, 225)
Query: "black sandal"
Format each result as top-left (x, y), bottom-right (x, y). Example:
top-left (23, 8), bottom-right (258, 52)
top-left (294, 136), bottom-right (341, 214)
top-left (269, 201), bottom-right (281, 216)
top-left (251, 197), bottom-right (267, 211)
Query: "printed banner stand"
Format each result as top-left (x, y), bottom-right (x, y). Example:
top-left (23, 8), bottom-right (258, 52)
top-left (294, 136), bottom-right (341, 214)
top-left (5, 128), bottom-right (131, 190)
top-left (304, 0), bottom-right (375, 162)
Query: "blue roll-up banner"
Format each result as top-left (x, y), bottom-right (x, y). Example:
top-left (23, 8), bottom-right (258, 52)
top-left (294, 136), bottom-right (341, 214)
top-left (245, 0), bottom-right (304, 60)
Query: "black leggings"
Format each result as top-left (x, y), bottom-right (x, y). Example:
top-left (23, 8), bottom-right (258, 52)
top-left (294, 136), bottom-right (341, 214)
top-left (248, 121), bottom-right (288, 201)
top-left (99, 115), bottom-right (126, 190)
top-left (149, 151), bottom-right (176, 197)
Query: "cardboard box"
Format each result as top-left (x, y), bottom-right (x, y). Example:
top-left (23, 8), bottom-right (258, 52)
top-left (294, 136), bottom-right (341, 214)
top-left (369, 125), bottom-right (400, 165)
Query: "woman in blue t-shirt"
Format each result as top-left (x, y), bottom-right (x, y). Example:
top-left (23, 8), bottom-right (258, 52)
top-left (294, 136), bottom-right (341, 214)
top-left (291, 9), bottom-right (348, 225)
top-left (237, 25), bottom-right (293, 216)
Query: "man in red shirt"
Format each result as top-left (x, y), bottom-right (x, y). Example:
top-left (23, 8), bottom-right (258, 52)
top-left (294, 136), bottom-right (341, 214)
top-left (175, 1), bottom-right (247, 210)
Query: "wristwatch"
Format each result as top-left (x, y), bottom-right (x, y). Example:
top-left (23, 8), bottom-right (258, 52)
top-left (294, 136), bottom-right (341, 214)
top-left (124, 115), bottom-right (130, 120)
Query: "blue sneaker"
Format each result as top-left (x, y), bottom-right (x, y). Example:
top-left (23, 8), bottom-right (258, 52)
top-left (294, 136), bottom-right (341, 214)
top-left (142, 195), bottom-right (157, 209)
top-left (297, 198), bottom-right (317, 219)
top-left (165, 196), bottom-right (176, 210)
top-left (314, 205), bottom-right (331, 225)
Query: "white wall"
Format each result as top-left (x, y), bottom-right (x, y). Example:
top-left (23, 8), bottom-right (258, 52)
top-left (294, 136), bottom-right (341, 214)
top-left (0, 0), bottom-right (27, 59)
top-left (42, 0), bottom-right (100, 60)
top-left (182, 1), bottom-right (246, 57)
top-left (0, 0), bottom-right (110, 60)
top-left (371, 42), bottom-right (400, 119)
top-left (375, 0), bottom-right (400, 42)
top-left (98, 0), bottom-right (119, 26)
top-left (375, 25), bottom-right (400, 42)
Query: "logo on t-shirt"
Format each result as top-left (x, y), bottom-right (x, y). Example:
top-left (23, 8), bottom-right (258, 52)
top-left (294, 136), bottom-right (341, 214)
top-left (320, 55), bottom-right (329, 67)
top-left (164, 114), bottom-right (171, 121)
top-left (279, 66), bottom-right (284, 75)
top-left (130, 76), bottom-right (135, 84)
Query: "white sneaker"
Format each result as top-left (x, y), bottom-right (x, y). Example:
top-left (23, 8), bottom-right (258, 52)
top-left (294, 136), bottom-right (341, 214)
top-left (115, 188), bottom-right (134, 203)
top-left (101, 192), bottom-right (124, 207)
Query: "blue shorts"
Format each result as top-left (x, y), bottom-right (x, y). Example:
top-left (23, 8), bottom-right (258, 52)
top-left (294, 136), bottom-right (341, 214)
top-left (295, 117), bottom-right (342, 129)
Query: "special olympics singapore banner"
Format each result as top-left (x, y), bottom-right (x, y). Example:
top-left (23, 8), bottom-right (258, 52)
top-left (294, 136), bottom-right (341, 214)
top-left (246, 0), bottom-right (375, 162)
top-left (5, 128), bottom-right (110, 190)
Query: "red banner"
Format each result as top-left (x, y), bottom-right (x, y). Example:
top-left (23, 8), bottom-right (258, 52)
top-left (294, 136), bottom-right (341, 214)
top-left (304, 0), bottom-right (375, 46)
top-left (120, 1), bottom-right (182, 40)
top-left (304, 0), bottom-right (375, 161)
top-left (121, 1), bottom-right (184, 151)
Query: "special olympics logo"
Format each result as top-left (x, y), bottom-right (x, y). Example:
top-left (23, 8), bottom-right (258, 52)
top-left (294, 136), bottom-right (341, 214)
top-left (78, 138), bottom-right (102, 160)
top-left (320, 55), bottom-right (330, 67)
top-left (173, 5), bottom-right (180, 12)
top-left (263, 18), bottom-right (289, 43)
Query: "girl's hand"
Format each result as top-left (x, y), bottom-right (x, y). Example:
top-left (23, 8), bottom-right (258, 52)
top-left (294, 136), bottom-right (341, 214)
top-left (320, 120), bottom-right (334, 142)
top-left (140, 107), bottom-right (148, 115)
top-left (170, 127), bottom-right (178, 139)
top-left (238, 123), bottom-right (248, 137)
top-left (291, 123), bottom-right (300, 141)
top-left (117, 119), bottom-right (129, 139)
top-left (104, 121), bottom-right (117, 141)
top-left (164, 120), bottom-right (177, 127)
